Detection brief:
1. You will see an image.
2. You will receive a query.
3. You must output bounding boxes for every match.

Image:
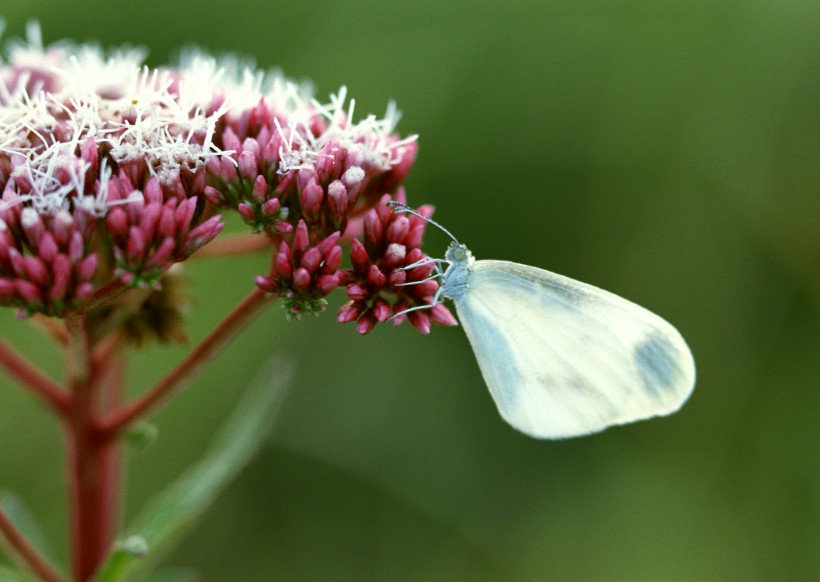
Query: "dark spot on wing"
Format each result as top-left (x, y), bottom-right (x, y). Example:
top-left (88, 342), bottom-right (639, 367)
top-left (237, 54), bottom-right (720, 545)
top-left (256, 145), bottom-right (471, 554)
top-left (634, 332), bottom-right (680, 394)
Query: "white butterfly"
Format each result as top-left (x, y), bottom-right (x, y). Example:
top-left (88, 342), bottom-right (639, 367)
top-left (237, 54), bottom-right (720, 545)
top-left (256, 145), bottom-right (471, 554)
top-left (391, 203), bottom-right (696, 439)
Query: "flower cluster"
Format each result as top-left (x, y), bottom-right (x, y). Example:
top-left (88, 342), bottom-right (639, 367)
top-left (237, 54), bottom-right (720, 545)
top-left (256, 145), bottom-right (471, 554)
top-left (0, 24), bottom-right (455, 334)
top-left (338, 192), bottom-right (458, 335)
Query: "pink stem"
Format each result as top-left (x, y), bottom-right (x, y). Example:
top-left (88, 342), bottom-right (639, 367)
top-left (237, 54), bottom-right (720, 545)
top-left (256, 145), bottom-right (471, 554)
top-left (0, 507), bottom-right (67, 582)
top-left (99, 288), bottom-right (274, 437)
top-left (64, 313), bottom-right (113, 582)
top-left (0, 336), bottom-right (69, 416)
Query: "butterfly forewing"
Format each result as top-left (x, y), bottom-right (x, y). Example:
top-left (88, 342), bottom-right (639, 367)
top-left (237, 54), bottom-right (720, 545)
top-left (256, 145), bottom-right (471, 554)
top-left (454, 260), bottom-right (695, 439)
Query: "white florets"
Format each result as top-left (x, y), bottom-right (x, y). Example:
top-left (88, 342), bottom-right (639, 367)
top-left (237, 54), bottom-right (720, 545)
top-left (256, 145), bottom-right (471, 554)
top-left (0, 22), bottom-right (413, 217)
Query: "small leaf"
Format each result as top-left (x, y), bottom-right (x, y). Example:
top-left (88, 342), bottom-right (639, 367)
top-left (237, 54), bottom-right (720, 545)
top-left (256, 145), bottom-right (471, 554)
top-left (86, 537), bottom-right (148, 582)
top-left (123, 421), bottom-right (160, 451)
top-left (91, 356), bottom-right (294, 582)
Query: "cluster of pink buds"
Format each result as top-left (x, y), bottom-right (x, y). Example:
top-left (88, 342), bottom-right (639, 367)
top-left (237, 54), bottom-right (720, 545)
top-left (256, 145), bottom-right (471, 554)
top-left (254, 220), bottom-right (343, 319)
top-left (0, 199), bottom-right (97, 315)
top-left (338, 192), bottom-right (458, 335)
top-left (104, 175), bottom-right (223, 288)
top-left (0, 24), bottom-right (455, 335)
top-left (205, 87), bottom-right (418, 241)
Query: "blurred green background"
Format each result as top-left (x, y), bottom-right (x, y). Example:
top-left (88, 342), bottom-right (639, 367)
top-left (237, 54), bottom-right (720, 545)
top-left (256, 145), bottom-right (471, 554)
top-left (1, 1), bottom-right (818, 580)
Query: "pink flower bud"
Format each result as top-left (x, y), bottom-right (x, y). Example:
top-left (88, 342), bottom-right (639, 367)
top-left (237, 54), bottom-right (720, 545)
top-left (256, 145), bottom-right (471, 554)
top-left (293, 220), bottom-right (309, 256)
top-left (383, 243), bottom-right (406, 270)
top-left (391, 300), bottom-right (409, 325)
top-left (175, 198), bottom-right (197, 234)
top-left (8, 248), bottom-right (26, 277)
top-left (317, 231), bottom-right (341, 255)
top-left (49, 259), bottom-right (70, 302)
top-left (366, 264), bottom-right (386, 289)
top-left (408, 310), bottom-right (431, 335)
top-left (144, 177), bottom-right (163, 205)
top-left (68, 232), bottom-right (84, 263)
top-left (25, 256), bottom-right (49, 287)
top-left (261, 197), bottom-right (280, 217)
top-left (253, 176), bottom-right (269, 202)
top-left (275, 243), bottom-right (292, 278)
top-left (293, 267), bottom-right (311, 290)
top-left (74, 282), bottom-right (94, 302)
top-left (414, 280), bottom-right (438, 297)
top-left (222, 127), bottom-right (242, 155)
top-left (388, 269), bottom-right (407, 287)
top-left (299, 183), bottom-right (324, 222)
top-left (77, 254), bottom-right (98, 282)
top-left (356, 311), bottom-right (377, 335)
top-left (274, 221), bottom-right (293, 234)
top-left (14, 279), bottom-right (42, 304)
top-left (0, 279), bottom-right (14, 298)
top-left (346, 283), bottom-right (370, 301)
top-left (38, 233), bottom-right (58, 263)
top-left (323, 245), bottom-right (342, 274)
top-left (158, 205), bottom-right (177, 238)
top-left (262, 134), bottom-right (281, 167)
top-left (349, 238), bottom-right (370, 275)
top-left (140, 202), bottom-right (162, 242)
top-left (300, 248), bottom-right (321, 274)
top-left (20, 208), bottom-right (44, 244)
top-left (203, 185), bottom-right (225, 205)
top-left (106, 207), bottom-right (129, 238)
top-left (373, 297), bottom-right (391, 322)
top-left (317, 274), bottom-right (339, 294)
top-left (386, 215), bottom-right (409, 245)
top-left (181, 216), bottom-right (224, 257)
top-left (152, 236), bottom-right (177, 265)
top-left (238, 151), bottom-right (258, 181)
top-left (126, 227), bottom-right (146, 262)
top-left (53, 210), bottom-right (75, 246)
top-left (242, 137), bottom-right (261, 158)
top-left (363, 209), bottom-right (382, 249)
top-left (255, 274), bottom-right (277, 293)
top-left (430, 304), bottom-right (458, 327)
top-left (337, 301), bottom-right (364, 323)
top-left (237, 202), bottom-right (255, 220)
top-left (327, 180), bottom-right (348, 225)
top-left (219, 157), bottom-right (238, 182)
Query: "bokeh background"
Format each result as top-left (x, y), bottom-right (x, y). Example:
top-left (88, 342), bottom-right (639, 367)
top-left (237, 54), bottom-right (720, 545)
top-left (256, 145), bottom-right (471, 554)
top-left (1, 1), bottom-right (818, 580)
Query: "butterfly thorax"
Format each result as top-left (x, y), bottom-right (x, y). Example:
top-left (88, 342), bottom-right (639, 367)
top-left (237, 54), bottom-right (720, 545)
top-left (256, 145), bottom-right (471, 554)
top-left (440, 242), bottom-right (474, 301)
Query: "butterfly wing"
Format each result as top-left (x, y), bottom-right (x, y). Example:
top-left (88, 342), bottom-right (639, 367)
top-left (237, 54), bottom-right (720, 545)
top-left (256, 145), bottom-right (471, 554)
top-left (454, 260), bottom-right (695, 439)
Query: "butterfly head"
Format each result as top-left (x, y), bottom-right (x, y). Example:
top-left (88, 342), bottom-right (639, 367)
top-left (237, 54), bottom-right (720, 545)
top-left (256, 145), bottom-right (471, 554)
top-left (445, 242), bottom-right (473, 265)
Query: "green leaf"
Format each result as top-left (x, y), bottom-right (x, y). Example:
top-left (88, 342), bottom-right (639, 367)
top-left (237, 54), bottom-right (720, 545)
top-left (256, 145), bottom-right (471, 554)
top-left (144, 568), bottom-right (198, 582)
top-left (0, 564), bottom-right (33, 582)
top-left (91, 356), bottom-right (294, 582)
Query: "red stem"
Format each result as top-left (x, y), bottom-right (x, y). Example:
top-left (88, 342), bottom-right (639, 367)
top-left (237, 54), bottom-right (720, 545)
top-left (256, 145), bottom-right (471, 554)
top-left (64, 313), bottom-right (117, 582)
top-left (0, 507), bottom-right (67, 582)
top-left (100, 288), bottom-right (274, 437)
top-left (0, 336), bottom-right (69, 416)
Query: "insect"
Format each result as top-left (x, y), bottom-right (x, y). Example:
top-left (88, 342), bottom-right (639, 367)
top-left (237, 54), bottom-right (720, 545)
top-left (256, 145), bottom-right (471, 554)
top-left (390, 202), bottom-right (696, 439)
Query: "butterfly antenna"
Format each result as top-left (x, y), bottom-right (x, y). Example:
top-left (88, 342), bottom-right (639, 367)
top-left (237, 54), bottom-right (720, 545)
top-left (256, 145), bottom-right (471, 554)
top-left (387, 201), bottom-right (460, 244)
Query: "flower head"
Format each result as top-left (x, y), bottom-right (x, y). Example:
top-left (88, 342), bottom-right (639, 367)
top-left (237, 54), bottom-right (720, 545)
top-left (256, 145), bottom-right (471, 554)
top-left (338, 191), bottom-right (457, 335)
top-left (0, 24), bottom-right (449, 338)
